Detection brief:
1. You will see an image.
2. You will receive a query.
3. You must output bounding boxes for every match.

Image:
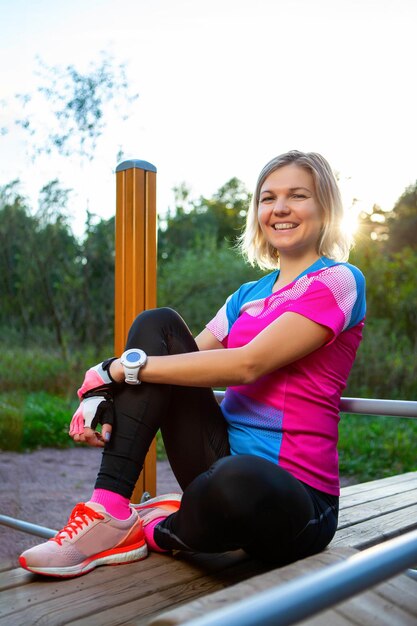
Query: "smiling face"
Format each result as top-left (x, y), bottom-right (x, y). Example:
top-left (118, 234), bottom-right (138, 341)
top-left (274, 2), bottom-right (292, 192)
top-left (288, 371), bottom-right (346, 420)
top-left (257, 164), bottom-right (323, 261)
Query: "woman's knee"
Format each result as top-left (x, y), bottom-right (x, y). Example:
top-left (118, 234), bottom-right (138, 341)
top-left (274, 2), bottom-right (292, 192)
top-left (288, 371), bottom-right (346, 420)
top-left (203, 456), bottom-right (273, 511)
top-left (126, 307), bottom-right (192, 352)
top-left (129, 307), bottom-right (179, 332)
top-left (204, 455), bottom-right (313, 517)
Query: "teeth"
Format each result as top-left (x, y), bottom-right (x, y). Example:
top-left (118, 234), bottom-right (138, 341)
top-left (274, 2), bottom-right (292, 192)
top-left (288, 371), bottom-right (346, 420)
top-left (274, 223), bottom-right (297, 230)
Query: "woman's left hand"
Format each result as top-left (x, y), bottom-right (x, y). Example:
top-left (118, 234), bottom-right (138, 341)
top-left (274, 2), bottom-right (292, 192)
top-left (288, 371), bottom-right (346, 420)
top-left (69, 394), bottom-right (114, 447)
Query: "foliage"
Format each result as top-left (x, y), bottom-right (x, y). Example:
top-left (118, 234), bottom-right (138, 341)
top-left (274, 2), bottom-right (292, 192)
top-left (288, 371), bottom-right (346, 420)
top-left (158, 236), bottom-right (263, 335)
top-left (13, 53), bottom-right (138, 160)
top-left (0, 346), bottom-right (111, 396)
top-left (0, 392), bottom-right (77, 451)
top-left (350, 244), bottom-right (417, 341)
top-left (0, 181), bottom-right (115, 357)
top-left (74, 214), bottom-right (115, 351)
top-left (159, 178), bottom-right (251, 260)
top-left (386, 180), bottom-right (417, 252)
top-left (339, 414), bottom-right (417, 482)
top-left (346, 320), bottom-right (417, 401)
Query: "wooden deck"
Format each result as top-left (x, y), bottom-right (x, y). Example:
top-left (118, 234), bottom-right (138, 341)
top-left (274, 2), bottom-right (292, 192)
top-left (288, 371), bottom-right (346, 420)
top-left (1, 471), bottom-right (417, 626)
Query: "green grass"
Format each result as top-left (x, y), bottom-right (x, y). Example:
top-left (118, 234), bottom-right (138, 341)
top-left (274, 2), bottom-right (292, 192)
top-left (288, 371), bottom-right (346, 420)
top-left (0, 346), bottom-right (112, 397)
top-left (339, 413), bottom-right (417, 482)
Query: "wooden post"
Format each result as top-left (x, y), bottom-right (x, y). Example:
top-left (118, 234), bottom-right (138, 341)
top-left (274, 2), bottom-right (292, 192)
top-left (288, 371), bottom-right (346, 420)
top-left (115, 159), bottom-right (157, 502)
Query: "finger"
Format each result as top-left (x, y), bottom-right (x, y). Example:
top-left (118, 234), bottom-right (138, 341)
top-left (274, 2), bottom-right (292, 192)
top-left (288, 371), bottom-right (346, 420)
top-left (83, 427), bottom-right (104, 448)
top-left (101, 423), bottom-right (113, 443)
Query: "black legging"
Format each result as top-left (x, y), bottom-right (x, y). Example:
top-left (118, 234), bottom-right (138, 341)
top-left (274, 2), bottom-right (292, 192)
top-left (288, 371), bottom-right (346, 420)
top-left (95, 307), bottom-right (338, 564)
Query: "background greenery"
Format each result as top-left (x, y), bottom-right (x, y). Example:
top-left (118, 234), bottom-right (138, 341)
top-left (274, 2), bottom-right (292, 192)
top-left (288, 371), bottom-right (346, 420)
top-left (1, 55), bottom-right (416, 482)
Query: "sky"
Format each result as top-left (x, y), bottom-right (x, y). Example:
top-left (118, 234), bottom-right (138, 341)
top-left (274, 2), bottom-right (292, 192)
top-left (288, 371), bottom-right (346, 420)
top-left (1, 0), bottom-right (417, 237)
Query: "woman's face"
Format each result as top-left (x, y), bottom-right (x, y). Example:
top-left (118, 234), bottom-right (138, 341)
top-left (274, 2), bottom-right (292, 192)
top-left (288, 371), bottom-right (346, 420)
top-left (258, 164), bottom-right (323, 260)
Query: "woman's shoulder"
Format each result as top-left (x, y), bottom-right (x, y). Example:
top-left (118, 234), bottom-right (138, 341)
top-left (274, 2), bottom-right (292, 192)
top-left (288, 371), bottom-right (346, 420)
top-left (314, 258), bottom-right (365, 289)
top-left (235, 271), bottom-right (278, 298)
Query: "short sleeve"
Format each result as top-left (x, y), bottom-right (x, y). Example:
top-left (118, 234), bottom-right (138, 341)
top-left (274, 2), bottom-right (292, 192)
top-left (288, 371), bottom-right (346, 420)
top-left (206, 292), bottom-right (239, 347)
top-left (283, 264), bottom-right (366, 341)
top-left (205, 272), bottom-right (279, 346)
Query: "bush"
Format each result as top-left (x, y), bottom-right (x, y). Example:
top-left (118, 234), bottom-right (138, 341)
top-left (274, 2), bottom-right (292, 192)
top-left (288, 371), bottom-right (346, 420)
top-left (345, 320), bottom-right (417, 401)
top-left (0, 392), bottom-right (77, 451)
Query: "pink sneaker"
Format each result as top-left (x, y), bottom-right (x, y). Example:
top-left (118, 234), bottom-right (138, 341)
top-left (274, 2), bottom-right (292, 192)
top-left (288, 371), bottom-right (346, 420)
top-left (19, 502), bottom-right (148, 578)
top-left (131, 493), bottom-right (182, 526)
top-left (131, 494), bottom-right (182, 552)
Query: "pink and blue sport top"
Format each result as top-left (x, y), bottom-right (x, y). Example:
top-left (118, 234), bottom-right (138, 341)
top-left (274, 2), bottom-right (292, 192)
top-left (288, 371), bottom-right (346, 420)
top-left (206, 257), bottom-right (366, 496)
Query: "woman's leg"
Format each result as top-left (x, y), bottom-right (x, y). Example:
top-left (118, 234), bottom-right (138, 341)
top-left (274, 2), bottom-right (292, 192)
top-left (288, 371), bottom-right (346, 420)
top-left (154, 455), bottom-right (338, 564)
top-left (19, 307), bottom-right (231, 577)
top-left (95, 307), bottom-right (230, 497)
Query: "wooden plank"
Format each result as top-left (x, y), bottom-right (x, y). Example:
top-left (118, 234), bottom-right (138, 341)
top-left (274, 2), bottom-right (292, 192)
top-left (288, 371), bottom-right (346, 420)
top-left (296, 575), bottom-right (417, 626)
top-left (334, 580), bottom-right (417, 626)
top-left (371, 574), bottom-right (417, 617)
top-left (340, 476), bottom-right (417, 510)
top-left (0, 567), bottom-right (32, 592)
top-left (147, 548), bottom-right (356, 626)
top-left (0, 559), bottom-right (16, 573)
top-left (67, 555), bottom-right (271, 626)
top-left (333, 504), bottom-right (417, 549)
top-left (338, 488), bottom-right (417, 529)
top-left (147, 550), bottom-right (417, 626)
top-left (341, 472), bottom-right (417, 500)
top-left (0, 551), bottom-right (267, 626)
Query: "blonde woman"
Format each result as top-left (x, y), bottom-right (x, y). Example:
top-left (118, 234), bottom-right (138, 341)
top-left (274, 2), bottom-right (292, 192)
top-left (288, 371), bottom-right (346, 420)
top-left (20, 150), bottom-right (366, 578)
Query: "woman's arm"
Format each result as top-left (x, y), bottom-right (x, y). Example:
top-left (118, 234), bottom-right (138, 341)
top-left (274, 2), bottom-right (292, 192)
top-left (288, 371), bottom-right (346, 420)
top-left (194, 328), bottom-right (225, 351)
top-left (110, 312), bottom-right (331, 388)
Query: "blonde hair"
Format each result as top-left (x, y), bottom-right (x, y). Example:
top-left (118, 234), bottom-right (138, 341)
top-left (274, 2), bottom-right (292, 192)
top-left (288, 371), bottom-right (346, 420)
top-left (240, 150), bottom-right (351, 270)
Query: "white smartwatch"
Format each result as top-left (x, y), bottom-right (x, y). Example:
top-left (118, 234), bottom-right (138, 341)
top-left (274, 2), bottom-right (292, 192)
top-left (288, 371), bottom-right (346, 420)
top-left (120, 349), bottom-right (148, 385)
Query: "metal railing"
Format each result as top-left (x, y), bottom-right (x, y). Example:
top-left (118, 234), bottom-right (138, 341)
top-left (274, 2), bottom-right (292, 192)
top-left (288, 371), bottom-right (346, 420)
top-left (215, 391), bottom-right (417, 418)
top-left (183, 529), bottom-right (417, 626)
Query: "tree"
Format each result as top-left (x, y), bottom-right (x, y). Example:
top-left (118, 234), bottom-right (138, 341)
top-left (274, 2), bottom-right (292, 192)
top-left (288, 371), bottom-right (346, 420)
top-left (158, 236), bottom-right (263, 335)
top-left (385, 181), bottom-right (417, 252)
top-left (77, 214), bottom-right (115, 351)
top-left (12, 53), bottom-right (138, 160)
top-left (0, 182), bottom-right (37, 337)
top-left (159, 178), bottom-right (251, 260)
top-left (26, 181), bottom-right (81, 356)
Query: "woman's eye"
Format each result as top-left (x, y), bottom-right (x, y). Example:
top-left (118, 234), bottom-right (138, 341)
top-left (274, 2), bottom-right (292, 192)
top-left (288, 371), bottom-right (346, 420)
top-left (292, 194), bottom-right (307, 199)
top-left (260, 196), bottom-right (274, 203)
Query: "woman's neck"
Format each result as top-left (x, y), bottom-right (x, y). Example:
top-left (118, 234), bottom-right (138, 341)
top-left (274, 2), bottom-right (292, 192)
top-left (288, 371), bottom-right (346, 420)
top-left (273, 252), bottom-right (321, 292)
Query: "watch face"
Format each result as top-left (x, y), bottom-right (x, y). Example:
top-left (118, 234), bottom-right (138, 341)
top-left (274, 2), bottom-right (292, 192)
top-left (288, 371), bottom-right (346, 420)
top-left (122, 348), bottom-right (146, 368)
top-left (125, 350), bottom-right (141, 364)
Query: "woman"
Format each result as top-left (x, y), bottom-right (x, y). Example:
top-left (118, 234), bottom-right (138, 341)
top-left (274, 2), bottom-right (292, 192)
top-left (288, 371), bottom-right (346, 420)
top-left (19, 150), bottom-right (366, 578)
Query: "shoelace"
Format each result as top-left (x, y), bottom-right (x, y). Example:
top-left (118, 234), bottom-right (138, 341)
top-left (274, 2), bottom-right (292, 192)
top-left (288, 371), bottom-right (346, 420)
top-left (52, 503), bottom-right (104, 545)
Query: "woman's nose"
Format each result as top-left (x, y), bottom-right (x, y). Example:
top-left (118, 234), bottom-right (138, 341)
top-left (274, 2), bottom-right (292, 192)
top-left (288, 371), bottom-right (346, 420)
top-left (273, 198), bottom-right (290, 214)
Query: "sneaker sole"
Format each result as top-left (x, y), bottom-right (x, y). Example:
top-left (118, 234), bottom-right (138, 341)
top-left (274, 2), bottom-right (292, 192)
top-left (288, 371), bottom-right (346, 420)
top-left (19, 540), bottom-right (148, 578)
top-left (131, 493), bottom-right (182, 511)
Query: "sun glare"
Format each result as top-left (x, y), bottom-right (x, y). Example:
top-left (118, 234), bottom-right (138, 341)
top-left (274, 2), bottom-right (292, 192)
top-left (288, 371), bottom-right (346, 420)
top-left (341, 207), bottom-right (360, 238)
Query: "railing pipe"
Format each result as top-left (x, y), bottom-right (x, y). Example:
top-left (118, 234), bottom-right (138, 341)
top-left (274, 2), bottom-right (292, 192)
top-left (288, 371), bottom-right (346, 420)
top-left (0, 515), bottom-right (56, 539)
top-left (214, 392), bottom-right (417, 418)
top-left (183, 529), bottom-right (417, 626)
